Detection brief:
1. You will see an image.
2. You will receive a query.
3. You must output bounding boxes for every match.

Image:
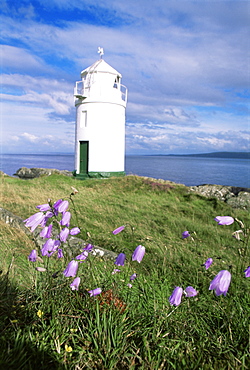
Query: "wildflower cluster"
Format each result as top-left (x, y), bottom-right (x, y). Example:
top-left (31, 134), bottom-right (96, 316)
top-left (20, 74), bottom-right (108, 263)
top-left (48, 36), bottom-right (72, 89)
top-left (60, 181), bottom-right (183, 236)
top-left (170, 216), bottom-right (249, 307)
top-left (26, 198), bottom-right (81, 262)
top-left (26, 194), bottom-right (146, 297)
top-left (26, 192), bottom-right (248, 310)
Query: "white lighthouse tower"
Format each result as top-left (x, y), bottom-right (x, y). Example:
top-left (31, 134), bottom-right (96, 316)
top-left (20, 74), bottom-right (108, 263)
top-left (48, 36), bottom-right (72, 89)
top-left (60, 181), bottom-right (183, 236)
top-left (73, 48), bottom-right (127, 179)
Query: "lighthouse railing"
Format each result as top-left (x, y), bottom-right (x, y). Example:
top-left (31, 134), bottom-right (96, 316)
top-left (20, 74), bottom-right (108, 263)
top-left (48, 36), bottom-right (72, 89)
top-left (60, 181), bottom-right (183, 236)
top-left (120, 84), bottom-right (127, 102)
top-left (74, 81), bottom-right (88, 98)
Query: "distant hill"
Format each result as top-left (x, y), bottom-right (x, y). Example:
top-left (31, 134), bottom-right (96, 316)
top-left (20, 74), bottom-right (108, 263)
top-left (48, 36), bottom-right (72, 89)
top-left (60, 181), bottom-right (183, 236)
top-left (166, 152), bottom-right (250, 159)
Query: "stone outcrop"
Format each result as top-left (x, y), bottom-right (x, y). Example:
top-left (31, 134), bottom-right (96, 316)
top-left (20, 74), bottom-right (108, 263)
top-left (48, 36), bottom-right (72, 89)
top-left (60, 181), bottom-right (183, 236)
top-left (189, 184), bottom-right (250, 210)
top-left (14, 167), bottom-right (73, 179)
top-left (0, 207), bottom-right (117, 260)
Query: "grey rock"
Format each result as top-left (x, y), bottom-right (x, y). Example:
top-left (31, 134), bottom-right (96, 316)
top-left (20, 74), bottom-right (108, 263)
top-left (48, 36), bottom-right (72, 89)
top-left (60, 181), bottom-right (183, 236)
top-left (14, 167), bottom-right (73, 179)
top-left (189, 184), bottom-right (250, 210)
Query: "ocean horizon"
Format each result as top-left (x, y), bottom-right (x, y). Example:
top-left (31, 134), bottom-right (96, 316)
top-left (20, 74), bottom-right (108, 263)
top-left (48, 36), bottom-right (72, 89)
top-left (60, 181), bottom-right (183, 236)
top-left (1, 152), bottom-right (249, 188)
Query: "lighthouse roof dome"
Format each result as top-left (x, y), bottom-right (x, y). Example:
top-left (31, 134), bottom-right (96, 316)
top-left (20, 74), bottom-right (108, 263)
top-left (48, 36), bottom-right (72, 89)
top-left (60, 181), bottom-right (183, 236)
top-left (81, 59), bottom-right (122, 78)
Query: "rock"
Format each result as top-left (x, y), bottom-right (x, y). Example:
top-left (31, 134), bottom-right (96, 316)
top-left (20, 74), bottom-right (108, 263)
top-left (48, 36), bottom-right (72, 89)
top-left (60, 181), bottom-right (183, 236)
top-left (14, 167), bottom-right (73, 179)
top-left (189, 184), bottom-right (250, 210)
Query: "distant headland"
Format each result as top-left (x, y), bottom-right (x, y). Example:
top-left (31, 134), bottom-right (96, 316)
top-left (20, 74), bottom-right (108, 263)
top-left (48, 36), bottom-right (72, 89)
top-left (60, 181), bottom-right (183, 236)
top-left (149, 152), bottom-right (250, 159)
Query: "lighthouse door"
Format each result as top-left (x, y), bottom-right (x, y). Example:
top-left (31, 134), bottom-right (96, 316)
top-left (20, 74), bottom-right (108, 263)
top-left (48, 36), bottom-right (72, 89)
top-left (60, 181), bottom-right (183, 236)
top-left (79, 141), bottom-right (89, 174)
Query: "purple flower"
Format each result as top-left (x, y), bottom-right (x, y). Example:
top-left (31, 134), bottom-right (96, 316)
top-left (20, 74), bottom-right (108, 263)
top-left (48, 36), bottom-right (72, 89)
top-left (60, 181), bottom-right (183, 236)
top-left (115, 253), bottom-right (126, 266)
top-left (168, 287), bottom-right (183, 306)
top-left (70, 227), bottom-right (81, 235)
top-left (76, 251), bottom-right (88, 262)
top-left (214, 216), bottom-right (234, 226)
top-left (41, 238), bottom-right (59, 256)
top-left (53, 199), bottom-right (63, 214)
top-left (209, 270), bottom-right (231, 296)
top-left (70, 277), bottom-right (81, 291)
top-left (130, 273), bottom-right (137, 281)
top-left (61, 211), bottom-right (71, 227)
top-left (36, 203), bottom-right (51, 212)
top-left (244, 266), bottom-right (250, 278)
top-left (24, 212), bottom-right (46, 232)
top-left (63, 260), bottom-right (78, 277)
top-left (84, 243), bottom-right (93, 251)
top-left (59, 228), bottom-right (70, 242)
top-left (203, 257), bottom-right (213, 270)
top-left (112, 269), bottom-right (121, 275)
top-left (88, 288), bottom-right (102, 297)
top-left (132, 245), bottom-right (145, 263)
top-left (182, 231), bottom-right (190, 239)
top-left (112, 225), bottom-right (125, 235)
top-left (28, 249), bottom-right (37, 262)
top-left (57, 248), bottom-right (64, 258)
top-left (185, 286), bottom-right (198, 297)
top-left (57, 200), bottom-right (69, 213)
top-left (127, 283), bottom-right (133, 288)
top-left (40, 224), bottom-right (53, 238)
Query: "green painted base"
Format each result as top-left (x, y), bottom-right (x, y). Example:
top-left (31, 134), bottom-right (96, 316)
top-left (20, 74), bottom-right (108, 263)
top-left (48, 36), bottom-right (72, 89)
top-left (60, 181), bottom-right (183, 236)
top-left (73, 171), bottom-right (125, 180)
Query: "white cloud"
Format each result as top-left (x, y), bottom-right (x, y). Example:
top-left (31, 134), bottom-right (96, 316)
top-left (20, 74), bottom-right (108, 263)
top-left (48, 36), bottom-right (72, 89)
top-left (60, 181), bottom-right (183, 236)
top-left (0, 0), bottom-right (249, 154)
top-left (0, 45), bottom-right (53, 74)
top-left (21, 132), bottom-right (39, 142)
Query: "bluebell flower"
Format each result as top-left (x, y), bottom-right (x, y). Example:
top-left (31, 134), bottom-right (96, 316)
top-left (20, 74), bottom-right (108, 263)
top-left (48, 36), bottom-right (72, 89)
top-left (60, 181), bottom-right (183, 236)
top-left (168, 287), bottom-right (183, 306)
top-left (76, 251), bottom-right (88, 262)
top-left (63, 260), bottom-right (78, 277)
top-left (184, 286), bottom-right (198, 297)
top-left (214, 216), bottom-right (234, 225)
top-left (24, 212), bottom-right (46, 232)
top-left (112, 269), bottom-right (121, 275)
top-left (88, 288), bottom-right (102, 297)
top-left (182, 231), bottom-right (190, 239)
top-left (57, 249), bottom-right (64, 258)
top-left (28, 249), bottom-right (37, 262)
top-left (84, 243), bottom-right (93, 251)
top-left (244, 266), bottom-right (250, 278)
top-left (41, 239), bottom-right (59, 256)
top-left (57, 200), bottom-right (69, 213)
top-left (59, 228), bottom-right (69, 242)
top-left (70, 227), bottom-right (81, 235)
top-left (209, 270), bottom-right (231, 296)
top-left (70, 277), bottom-right (81, 291)
top-left (203, 257), bottom-right (213, 270)
top-left (36, 203), bottom-right (51, 212)
top-left (40, 224), bottom-right (53, 238)
top-left (132, 245), bottom-right (145, 263)
top-left (61, 211), bottom-right (71, 227)
top-left (112, 225), bottom-right (125, 235)
top-left (130, 273), bottom-right (137, 281)
top-left (115, 253), bottom-right (126, 266)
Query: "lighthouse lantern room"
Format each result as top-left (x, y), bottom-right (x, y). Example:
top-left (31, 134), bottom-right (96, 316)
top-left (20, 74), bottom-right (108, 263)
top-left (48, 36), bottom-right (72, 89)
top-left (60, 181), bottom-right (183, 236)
top-left (73, 48), bottom-right (127, 179)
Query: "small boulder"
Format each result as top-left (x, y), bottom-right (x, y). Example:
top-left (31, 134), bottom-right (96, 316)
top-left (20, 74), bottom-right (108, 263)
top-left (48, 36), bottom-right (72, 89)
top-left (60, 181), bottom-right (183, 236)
top-left (14, 167), bottom-right (73, 179)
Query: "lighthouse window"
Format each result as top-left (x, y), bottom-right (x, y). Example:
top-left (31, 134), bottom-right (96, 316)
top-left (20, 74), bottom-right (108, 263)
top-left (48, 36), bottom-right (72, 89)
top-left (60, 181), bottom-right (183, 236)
top-left (80, 111), bottom-right (87, 128)
top-left (113, 76), bottom-right (120, 89)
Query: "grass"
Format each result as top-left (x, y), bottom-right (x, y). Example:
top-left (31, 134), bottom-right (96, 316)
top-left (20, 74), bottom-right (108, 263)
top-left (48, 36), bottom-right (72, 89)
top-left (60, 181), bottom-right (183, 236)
top-left (0, 174), bottom-right (249, 369)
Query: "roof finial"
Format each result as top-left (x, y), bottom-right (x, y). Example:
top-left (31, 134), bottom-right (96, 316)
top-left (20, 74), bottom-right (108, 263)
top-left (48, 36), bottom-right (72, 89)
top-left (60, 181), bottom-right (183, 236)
top-left (98, 47), bottom-right (104, 59)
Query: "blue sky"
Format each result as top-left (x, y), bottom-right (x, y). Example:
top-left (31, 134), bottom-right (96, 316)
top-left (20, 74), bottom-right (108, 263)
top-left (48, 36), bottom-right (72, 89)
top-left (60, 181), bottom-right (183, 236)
top-left (1, 0), bottom-right (249, 154)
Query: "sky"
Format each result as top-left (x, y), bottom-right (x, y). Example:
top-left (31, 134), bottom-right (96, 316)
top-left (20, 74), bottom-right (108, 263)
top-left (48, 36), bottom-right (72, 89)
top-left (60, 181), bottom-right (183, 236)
top-left (1, 0), bottom-right (249, 155)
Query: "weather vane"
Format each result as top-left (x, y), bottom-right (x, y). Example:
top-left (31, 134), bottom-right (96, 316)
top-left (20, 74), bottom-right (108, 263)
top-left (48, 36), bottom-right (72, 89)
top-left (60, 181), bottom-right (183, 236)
top-left (98, 47), bottom-right (104, 58)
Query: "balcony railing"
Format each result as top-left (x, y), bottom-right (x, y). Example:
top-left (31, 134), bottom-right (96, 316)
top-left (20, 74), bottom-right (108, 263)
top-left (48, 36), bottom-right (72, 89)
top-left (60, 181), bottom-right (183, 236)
top-left (74, 80), bottom-right (127, 103)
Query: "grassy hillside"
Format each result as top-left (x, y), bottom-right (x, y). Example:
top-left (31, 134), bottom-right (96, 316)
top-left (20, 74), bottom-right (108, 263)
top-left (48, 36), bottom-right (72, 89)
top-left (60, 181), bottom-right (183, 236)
top-left (0, 174), bottom-right (249, 369)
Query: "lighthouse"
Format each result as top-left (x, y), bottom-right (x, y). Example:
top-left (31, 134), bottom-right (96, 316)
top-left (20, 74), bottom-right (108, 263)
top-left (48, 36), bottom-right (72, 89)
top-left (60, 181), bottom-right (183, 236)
top-left (73, 48), bottom-right (127, 179)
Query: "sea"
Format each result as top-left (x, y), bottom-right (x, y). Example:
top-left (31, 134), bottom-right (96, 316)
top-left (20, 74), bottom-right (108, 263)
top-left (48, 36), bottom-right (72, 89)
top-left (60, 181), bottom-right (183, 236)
top-left (0, 153), bottom-right (249, 188)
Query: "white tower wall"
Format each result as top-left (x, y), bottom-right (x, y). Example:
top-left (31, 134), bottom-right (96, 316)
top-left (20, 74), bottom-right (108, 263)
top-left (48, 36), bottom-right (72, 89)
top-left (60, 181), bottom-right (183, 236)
top-left (74, 56), bottom-right (127, 179)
